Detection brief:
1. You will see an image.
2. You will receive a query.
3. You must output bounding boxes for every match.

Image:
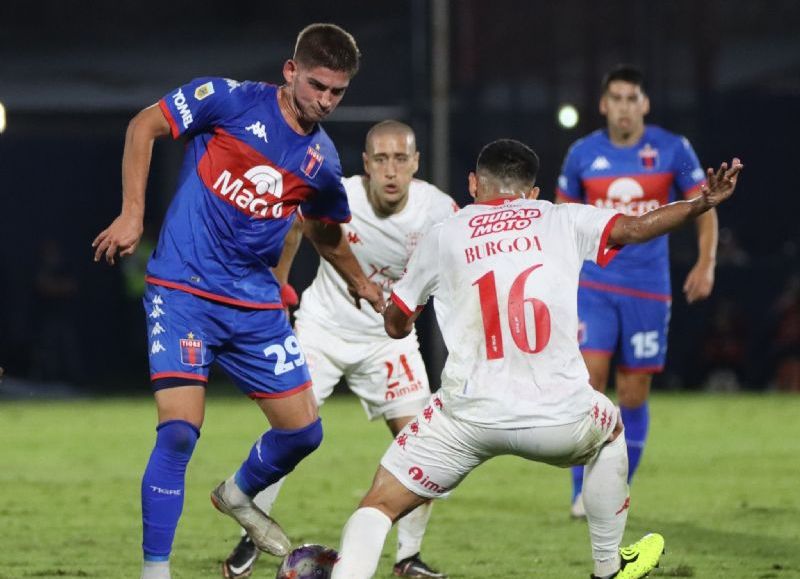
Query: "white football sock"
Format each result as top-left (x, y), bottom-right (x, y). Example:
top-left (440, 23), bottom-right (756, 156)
top-left (583, 433), bottom-right (628, 577)
top-left (396, 501), bottom-right (433, 561)
top-left (141, 560), bottom-right (170, 579)
top-left (332, 507), bottom-right (393, 578)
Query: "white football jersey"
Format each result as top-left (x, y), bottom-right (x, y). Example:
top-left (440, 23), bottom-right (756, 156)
top-left (296, 175), bottom-right (457, 340)
top-left (391, 197), bottom-right (622, 428)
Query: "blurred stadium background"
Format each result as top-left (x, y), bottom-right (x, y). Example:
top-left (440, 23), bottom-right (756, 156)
top-left (1, 0), bottom-right (798, 398)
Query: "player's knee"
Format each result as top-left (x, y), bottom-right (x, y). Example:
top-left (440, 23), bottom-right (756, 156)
top-left (155, 419), bottom-right (200, 457)
top-left (616, 373), bottom-right (651, 407)
top-left (267, 418), bottom-right (323, 471)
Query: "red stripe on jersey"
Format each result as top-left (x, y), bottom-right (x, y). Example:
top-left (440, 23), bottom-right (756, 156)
top-left (579, 280), bottom-right (671, 302)
top-left (682, 182), bottom-right (705, 199)
top-left (196, 129), bottom-right (315, 220)
top-left (597, 213), bottom-right (623, 267)
top-left (248, 381), bottom-right (313, 399)
top-left (145, 276), bottom-right (284, 309)
top-left (390, 292), bottom-right (416, 317)
top-left (158, 99), bottom-right (181, 139)
top-left (582, 173), bottom-right (674, 216)
top-left (151, 371), bottom-right (208, 383)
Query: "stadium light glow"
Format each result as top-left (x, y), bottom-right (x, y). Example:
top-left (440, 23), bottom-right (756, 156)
top-left (558, 104), bottom-right (578, 129)
top-left (0, 102), bottom-right (6, 134)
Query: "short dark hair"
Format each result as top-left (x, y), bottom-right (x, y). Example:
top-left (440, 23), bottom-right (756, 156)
top-left (294, 23), bottom-right (361, 77)
top-left (476, 139), bottom-right (539, 187)
top-left (601, 64), bottom-right (645, 93)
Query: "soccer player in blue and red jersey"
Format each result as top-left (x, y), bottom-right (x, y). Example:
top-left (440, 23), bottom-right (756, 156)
top-left (92, 24), bottom-right (384, 579)
top-left (556, 65), bottom-right (718, 517)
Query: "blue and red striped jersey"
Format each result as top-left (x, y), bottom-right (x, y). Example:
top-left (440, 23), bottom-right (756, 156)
top-left (557, 125), bottom-right (705, 296)
top-left (146, 77), bottom-right (349, 308)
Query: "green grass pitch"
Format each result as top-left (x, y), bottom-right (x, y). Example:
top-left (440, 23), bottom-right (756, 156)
top-left (1, 392), bottom-right (798, 578)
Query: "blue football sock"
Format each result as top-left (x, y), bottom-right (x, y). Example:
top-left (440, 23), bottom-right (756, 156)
top-left (235, 418), bottom-right (323, 497)
top-left (620, 402), bottom-right (649, 484)
top-left (571, 465), bottom-right (584, 501)
top-left (141, 419), bottom-right (200, 561)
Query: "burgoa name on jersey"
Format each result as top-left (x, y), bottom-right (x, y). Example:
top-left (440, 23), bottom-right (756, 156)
top-left (468, 207), bottom-right (541, 238)
top-left (212, 166), bottom-right (286, 218)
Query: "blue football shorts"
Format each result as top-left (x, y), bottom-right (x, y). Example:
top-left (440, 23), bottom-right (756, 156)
top-left (143, 284), bottom-right (311, 398)
top-left (577, 284), bottom-right (671, 373)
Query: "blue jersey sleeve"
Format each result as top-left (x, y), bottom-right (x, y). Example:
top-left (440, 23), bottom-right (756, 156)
top-left (673, 136), bottom-right (706, 198)
top-left (557, 143), bottom-right (584, 201)
top-left (158, 77), bottom-right (240, 139)
top-left (299, 151), bottom-right (351, 223)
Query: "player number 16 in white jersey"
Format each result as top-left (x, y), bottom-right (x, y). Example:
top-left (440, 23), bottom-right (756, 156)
top-left (473, 264), bottom-right (552, 360)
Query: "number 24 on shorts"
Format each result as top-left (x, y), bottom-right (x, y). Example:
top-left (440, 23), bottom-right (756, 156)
top-left (263, 336), bottom-right (306, 375)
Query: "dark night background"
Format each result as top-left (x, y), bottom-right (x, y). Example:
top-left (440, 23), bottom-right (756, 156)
top-left (1, 0), bottom-right (798, 397)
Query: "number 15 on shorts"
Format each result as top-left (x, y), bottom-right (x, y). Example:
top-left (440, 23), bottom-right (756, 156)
top-left (630, 331), bottom-right (659, 359)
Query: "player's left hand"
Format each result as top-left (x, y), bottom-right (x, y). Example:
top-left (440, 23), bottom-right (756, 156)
top-left (683, 261), bottom-right (715, 304)
top-left (699, 157), bottom-right (743, 208)
top-left (348, 280), bottom-right (385, 313)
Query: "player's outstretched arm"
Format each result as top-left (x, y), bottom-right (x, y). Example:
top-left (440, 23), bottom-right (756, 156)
top-left (92, 104), bottom-right (170, 265)
top-left (608, 158), bottom-right (742, 247)
top-left (302, 219), bottom-right (385, 313)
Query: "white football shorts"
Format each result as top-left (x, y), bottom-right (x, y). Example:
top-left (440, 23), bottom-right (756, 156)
top-left (295, 318), bottom-right (431, 421)
top-left (381, 391), bottom-right (619, 499)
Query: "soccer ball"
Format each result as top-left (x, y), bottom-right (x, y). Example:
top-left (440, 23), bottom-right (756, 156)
top-left (275, 544), bottom-right (338, 579)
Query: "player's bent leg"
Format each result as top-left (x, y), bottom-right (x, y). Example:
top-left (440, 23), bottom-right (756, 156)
top-left (333, 507), bottom-right (393, 579)
top-left (385, 416), bottom-right (446, 578)
top-left (583, 432), bottom-right (629, 578)
top-left (141, 385), bottom-right (205, 579)
top-left (223, 327), bottom-right (342, 577)
top-left (142, 420), bottom-right (201, 565)
top-left (333, 466), bottom-right (428, 579)
top-left (616, 371), bottom-right (652, 484)
top-left (212, 389), bottom-right (322, 557)
top-left (571, 352), bottom-right (613, 514)
top-left (585, 417), bottom-right (665, 579)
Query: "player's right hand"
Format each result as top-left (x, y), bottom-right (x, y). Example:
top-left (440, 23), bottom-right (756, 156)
top-left (92, 214), bottom-right (144, 265)
top-left (348, 280), bottom-right (386, 313)
top-left (700, 158), bottom-right (743, 208)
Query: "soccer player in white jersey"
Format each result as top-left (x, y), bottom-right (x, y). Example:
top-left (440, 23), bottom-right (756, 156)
top-left (222, 121), bottom-right (456, 579)
top-left (331, 140), bottom-right (742, 579)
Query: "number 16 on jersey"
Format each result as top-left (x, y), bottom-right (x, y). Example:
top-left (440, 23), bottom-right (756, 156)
top-left (473, 264), bottom-right (551, 360)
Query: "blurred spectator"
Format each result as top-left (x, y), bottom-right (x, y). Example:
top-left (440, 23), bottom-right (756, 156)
top-left (769, 274), bottom-right (800, 392)
top-left (700, 297), bottom-right (749, 392)
top-left (32, 238), bottom-right (84, 384)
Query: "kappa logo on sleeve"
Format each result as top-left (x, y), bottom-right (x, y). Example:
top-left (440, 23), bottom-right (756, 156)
top-left (194, 81), bottom-right (215, 101)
